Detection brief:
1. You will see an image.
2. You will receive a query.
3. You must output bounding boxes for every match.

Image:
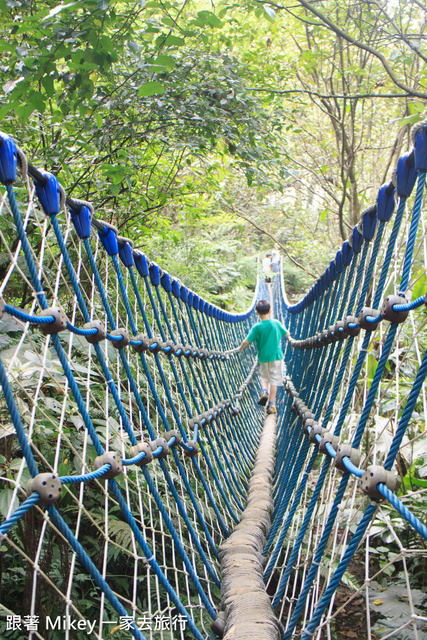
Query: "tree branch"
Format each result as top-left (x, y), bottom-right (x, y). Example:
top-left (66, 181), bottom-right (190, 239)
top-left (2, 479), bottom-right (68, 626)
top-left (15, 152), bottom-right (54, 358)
top-left (411, 0), bottom-right (427, 13)
top-left (231, 208), bottom-right (319, 279)
top-left (369, 0), bottom-right (427, 65)
top-left (290, 0), bottom-right (427, 99)
top-left (247, 87), bottom-right (410, 99)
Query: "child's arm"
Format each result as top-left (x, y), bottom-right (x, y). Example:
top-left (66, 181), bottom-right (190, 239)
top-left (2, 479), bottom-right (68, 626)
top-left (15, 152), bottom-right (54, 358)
top-left (239, 339), bottom-right (250, 352)
top-left (279, 321), bottom-right (291, 340)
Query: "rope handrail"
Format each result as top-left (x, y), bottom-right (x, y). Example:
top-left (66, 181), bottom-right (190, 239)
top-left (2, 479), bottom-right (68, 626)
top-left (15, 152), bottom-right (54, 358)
top-left (271, 121), bottom-right (427, 640)
top-left (0, 130), bottom-right (263, 637)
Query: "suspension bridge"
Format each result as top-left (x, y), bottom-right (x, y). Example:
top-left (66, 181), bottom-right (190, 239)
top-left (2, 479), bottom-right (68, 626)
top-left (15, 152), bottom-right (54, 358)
top-left (0, 124), bottom-right (426, 640)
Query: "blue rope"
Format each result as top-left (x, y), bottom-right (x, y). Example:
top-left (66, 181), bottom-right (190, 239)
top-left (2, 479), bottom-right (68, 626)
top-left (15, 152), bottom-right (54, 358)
top-left (399, 172), bottom-right (426, 293)
top-left (167, 295), bottom-right (250, 486)
top-left (60, 465), bottom-right (111, 484)
top-left (279, 174), bottom-right (426, 636)
top-left (385, 346), bottom-right (427, 469)
top-left (0, 354), bottom-right (38, 477)
top-left (47, 505), bottom-right (146, 640)
top-left (96, 252), bottom-right (223, 578)
top-left (300, 430), bottom-right (427, 540)
top-left (141, 464), bottom-right (219, 611)
top-left (122, 267), bottom-right (233, 539)
top-left (299, 504), bottom-right (377, 640)
top-left (66, 321), bottom-right (98, 337)
top-left (393, 295), bottom-right (425, 312)
top-left (6, 185), bottom-right (47, 310)
top-left (0, 492), bottom-right (40, 536)
top-left (378, 485), bottom-right (427, 539)
top-left (270, 240), bottom-right (375, 600)
top-left (49, 216), bottom-right (139, 446)
top-left (4, 304), bottom-right (54, 324)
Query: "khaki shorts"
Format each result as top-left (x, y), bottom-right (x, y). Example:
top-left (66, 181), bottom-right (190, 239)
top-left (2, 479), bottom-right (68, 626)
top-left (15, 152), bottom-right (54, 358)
top-left (260, 360), bottom-right (283, 386)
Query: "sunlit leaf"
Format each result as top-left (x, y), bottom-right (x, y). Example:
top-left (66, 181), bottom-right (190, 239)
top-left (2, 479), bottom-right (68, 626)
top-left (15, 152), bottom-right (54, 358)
top-left (41, 2), bottom-right (75, 21)
top-left (138, 81), bottom-right (165, 96)
top-left (263, 5), bottom-right (276, 21)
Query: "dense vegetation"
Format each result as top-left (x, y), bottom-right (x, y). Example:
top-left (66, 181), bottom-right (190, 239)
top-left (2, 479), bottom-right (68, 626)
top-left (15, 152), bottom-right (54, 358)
top-left (1, 0), bottom-right (425, 307)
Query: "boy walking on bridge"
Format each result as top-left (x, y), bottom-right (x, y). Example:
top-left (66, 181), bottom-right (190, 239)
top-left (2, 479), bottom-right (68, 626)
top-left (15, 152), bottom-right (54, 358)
top-left (239, 299), bottom-right (290, 415)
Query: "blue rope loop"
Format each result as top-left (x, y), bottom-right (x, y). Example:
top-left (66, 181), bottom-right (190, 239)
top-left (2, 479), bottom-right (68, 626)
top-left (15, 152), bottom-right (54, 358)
top-left (60, 464), bottom-right (111, 484)
top-left (4, 304), bottom-right (54, 324)
top-left (393, 295), bottom-right (425, 312)
top-left (0, 492), bottom-right (40, 536)
top-left (66, 321), bottom-right (98, 337)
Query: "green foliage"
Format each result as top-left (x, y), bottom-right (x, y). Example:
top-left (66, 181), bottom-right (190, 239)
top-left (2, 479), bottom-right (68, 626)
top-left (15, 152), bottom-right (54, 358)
top-left (0, 0), bottom-right (302, 306)
top-left (142, 210), bottom-right (258, 308)
top-left (282, 261), bottom-right (306, 294)
top-left (1, 2), bottom-right (427, 636)
top-left (3, 0), bottom-right (422, 292)
top-left (0, 0), bottom-right (284, 221)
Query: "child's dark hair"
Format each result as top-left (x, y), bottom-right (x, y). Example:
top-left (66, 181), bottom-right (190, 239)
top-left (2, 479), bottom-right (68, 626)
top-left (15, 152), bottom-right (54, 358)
top-left (256, 299), bottom-right (270, 315)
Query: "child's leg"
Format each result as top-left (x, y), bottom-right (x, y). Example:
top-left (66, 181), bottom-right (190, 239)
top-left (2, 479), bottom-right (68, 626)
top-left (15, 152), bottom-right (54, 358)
top-left (269, 385), bottom-right (277, 403)
top-left (258, 381), bottom-right (269, 406)
top-left (259, 364), bottom-right (269, 395)
top-left (258, 366), bottom-right (270, 405)
top-left (267, 361), bottom-right (282, 412)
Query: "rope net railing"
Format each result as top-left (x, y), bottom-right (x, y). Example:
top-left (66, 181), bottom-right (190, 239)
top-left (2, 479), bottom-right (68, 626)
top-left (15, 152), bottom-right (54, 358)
top-left (0, 131), bottom-right (266, 640)
top-left (267, 123), bottom-right (427, 640)
top-left (0, 121), bottom-right (426, 640)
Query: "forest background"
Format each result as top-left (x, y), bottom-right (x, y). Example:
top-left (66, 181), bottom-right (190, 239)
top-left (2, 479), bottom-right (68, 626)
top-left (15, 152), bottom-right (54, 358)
top-left (1, 1), bottom-right (427, 630)
top-left (0, 0), bottom-right (426, 309)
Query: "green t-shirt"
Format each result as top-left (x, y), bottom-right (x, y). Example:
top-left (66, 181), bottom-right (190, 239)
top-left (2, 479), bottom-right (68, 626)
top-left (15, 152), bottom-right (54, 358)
top-left (246, 318), bottom-right (288, 363)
